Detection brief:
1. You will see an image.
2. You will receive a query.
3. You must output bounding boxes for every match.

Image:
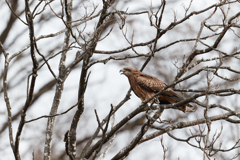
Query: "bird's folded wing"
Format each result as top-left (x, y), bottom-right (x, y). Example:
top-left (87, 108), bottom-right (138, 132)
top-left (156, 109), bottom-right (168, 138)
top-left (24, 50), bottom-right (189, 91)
top-left (136, 74), bottom-right (184, 102)
top-left (135, 74), bottom-right (165, 92)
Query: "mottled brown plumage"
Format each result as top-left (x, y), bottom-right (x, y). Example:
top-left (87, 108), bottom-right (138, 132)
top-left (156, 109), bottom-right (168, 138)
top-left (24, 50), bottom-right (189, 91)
top-left (120, 67), bottom-right (194, 112)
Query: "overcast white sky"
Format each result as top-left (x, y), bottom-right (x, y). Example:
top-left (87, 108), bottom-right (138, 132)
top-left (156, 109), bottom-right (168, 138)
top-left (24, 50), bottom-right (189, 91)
top-left (1, 0), bottom-right (240, 159)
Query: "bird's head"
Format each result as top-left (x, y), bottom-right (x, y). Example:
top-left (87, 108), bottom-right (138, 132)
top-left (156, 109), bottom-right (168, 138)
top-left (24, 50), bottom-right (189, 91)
top-left (120, 67), bottom-right (138, 77)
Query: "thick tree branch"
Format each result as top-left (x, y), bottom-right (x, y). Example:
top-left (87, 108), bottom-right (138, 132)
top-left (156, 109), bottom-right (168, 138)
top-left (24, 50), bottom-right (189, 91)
top-left (43, 0), bottom-right (72, 159)
top-left (140, 111), bottom-right (240, 144)
top-left (14, 1), bottom-right (39, 159)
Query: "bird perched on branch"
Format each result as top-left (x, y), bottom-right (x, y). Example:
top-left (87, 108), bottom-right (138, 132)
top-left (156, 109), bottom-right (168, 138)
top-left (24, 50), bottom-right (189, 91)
top-left (120, 67), bottom-right (195, 113)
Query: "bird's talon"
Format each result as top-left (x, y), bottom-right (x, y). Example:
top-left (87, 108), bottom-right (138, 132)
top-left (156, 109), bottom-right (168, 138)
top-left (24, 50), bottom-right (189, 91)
top-left (186, 106), bottom-right (198, 112)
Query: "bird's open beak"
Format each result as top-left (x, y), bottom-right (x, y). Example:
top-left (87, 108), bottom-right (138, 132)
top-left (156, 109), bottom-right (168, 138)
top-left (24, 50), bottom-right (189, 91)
top-left (119, 69), bottom-right (125, 75)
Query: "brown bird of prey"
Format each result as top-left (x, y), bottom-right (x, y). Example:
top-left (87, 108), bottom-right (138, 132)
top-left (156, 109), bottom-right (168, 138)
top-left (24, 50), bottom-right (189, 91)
top-left (120, 67), bottom-right (194, 112)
